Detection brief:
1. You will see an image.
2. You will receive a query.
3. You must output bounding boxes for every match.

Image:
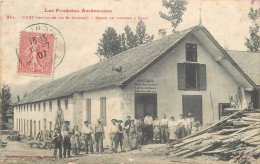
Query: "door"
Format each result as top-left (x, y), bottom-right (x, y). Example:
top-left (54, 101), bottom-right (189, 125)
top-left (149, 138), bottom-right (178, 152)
top-left (182, 95), bottom-right (203, 124)
top-left (135, 94), bottom-right (157, 119)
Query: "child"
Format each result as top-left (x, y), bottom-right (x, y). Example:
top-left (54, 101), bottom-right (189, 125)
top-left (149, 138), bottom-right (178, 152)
top-left (52, 127), bottom-right (63, 159)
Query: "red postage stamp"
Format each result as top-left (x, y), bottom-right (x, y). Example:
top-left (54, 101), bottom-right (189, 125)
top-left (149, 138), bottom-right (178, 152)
top-left (18, 31), bottom-right (55, 76)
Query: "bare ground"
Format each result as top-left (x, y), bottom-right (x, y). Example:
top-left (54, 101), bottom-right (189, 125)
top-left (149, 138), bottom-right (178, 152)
top-left (1, 135), bottom-right (259, 164)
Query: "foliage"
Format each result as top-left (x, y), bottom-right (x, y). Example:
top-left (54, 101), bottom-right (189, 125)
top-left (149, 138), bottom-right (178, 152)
top-left (245, 1), bottom-right (260, 52)
top-left (159, 0), bottom-right (188, 32)
top-left (135, 20), bottom-right (154, 44)
top-left (96, 20), bottom-right (154, 59)
top-left (1, 85), bottom-right (12, 128)
top-left (96, 27), bottom-right (122, 60)
top-left (121, 25), bottom-right (138, 51)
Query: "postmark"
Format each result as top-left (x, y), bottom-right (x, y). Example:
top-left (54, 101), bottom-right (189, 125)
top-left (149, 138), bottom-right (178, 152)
top-left (17, 23), bottom-right (66, 76)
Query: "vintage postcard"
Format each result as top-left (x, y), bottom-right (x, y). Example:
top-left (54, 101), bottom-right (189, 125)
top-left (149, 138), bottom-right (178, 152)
top-left (0, 0), bottom-right (259, 163)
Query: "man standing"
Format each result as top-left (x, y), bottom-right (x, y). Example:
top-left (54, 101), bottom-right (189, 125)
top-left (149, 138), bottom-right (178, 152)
top-left (160, 114), bottom-right (169, 143)
top-left (186, 113), bottom-right (194, 135)
top-left (62, 125), bottom-right (71, 158)
top-left (110, 119), bottom-right (118, 153)
top-left (53, 127), bottom-right (63, 159)
top-left (124, 116), bottom-right (131, 144)
top-left (94, 119), bottom-right (105, 153)
top-left (177, 114), bottom-right (185, 139)
top-left (82, 121), bottom-right (93, 154)
top-left (144, 113), bottom-right (153, 144)
top-left (115, 120), bottom-right (124, 152)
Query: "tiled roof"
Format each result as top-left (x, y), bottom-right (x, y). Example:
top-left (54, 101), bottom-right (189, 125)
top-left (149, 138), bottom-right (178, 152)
top-left (19, 26), bottom-right (197, 104)
top-left (227, 50), bottom-right (260, 86)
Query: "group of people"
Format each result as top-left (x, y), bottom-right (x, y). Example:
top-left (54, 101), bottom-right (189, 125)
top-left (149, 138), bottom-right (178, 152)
top-left (151, 113), bottom-right (201, 143)
top-left (52, 119), bottom-right (105, 158)
top-left (51, 113), bottom-right (201, 158)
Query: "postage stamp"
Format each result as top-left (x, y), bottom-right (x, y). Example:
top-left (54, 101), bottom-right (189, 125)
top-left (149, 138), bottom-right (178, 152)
top-left (17, 23), bottom-right (66, 76)
top-left (18, 31), bottom-right (55, 75)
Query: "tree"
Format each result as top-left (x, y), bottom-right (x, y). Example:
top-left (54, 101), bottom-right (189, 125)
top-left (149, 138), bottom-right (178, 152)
top-left (96, 27), bottom-right (122, 60)
top-left (122, 25), bottom-right (138, 50)
top-left (1, 85), bottom-right (12, 129)
top-left (96, 21), bottom-right (154, 59)
top-left (159, 0), bottom-right (188, 32)
top-left (245, 1), bottom-right (260, 52)
top-left (135, 20), bottom-right (154, 44)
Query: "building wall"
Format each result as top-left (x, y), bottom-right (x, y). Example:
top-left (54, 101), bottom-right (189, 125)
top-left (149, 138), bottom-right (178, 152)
top-left (81, 87), bottom-right (123, 146)
top-left (122, 35), bottom-right (239, 125)
top-left (14, 96), bottom-right (73, 137)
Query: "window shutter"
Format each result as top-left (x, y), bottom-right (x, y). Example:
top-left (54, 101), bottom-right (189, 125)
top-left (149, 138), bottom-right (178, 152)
top-left (199, 64), bottom-right (207, 90)
top-left (177, 63), bottom-right (186, 90)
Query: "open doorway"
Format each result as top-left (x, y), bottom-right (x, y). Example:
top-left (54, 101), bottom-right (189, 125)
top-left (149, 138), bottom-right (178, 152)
top-left (182, 95), bottom-right (203, 124)
top-left (135, 93), bottom-right (157, 119)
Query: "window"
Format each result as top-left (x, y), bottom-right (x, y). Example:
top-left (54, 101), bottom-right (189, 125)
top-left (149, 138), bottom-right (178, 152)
top-left (43, 102), bottom-right (46, 111)
top-left (34, 103), bottom-right (36, 111)
top-left (49, 101), bottom-right (52, 112)
top-left (43, 119), bottom-right (46, 130)
top-left (86, 99), bottom-right (91, 123)
top-left (49, 121), bottom-right (52, 131)
top-left (100, 97), bottom-right (106, 126)
top-left (57, 99), bottom-right (61, 108)
top-left (186, 43), bottom-right (197, 62)
top-left (24, 105), bottom-right (25, 111)
top-left (64, 100), bottom-right (68, 110)
top-left (27, 104), bottom-right (28, 111)
top-left (177, 63), bottom-right (206, 90)
top-left (38, 121), bottom-right (41, 131)
top-left (30, 104), bottom-right (32, 111)
top-left (38, 103), bottom-right (40, 111)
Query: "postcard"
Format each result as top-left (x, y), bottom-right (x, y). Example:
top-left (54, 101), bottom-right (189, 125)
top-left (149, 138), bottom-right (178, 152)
top-left (0, 0), bottom-right (259, 163)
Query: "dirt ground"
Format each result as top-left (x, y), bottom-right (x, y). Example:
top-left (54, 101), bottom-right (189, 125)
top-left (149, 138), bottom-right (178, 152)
top-left (0, 135), bottom-right (259, 164)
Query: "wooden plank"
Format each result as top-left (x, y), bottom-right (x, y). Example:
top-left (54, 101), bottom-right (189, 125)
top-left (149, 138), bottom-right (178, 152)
top-left (242, 117), bottom-right (260, 122)
top-left (178, 108), bottom-right (248, 142)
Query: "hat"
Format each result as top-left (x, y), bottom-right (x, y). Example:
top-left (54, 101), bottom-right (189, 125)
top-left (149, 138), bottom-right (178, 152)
top-left (84, 120), bottom-right (89, 124)
top-left (131, 119), bottom-right (135, 122)
top-left (111, 119), bottom-right (117, 122)
top-left (127, 116), bottom-right (131, 118)
top-left (188, 113), bottom-right (192, 116)
top-left (97, 119), bottom-right (102, 122)
top-left (117, 120), bottom-right (123, 123)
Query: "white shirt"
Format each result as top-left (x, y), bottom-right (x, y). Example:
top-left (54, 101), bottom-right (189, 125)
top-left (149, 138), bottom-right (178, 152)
top-left (153, 120), bottom-right (160, 126)
top-left (110, 124), bottom-right (118, 133)
top-left (144, 116), bottom-right (153, 125)
top-left (160, 118), bottom-right (169, 126)
top-left (168, 120), bottom-right (177, 127)
top-left (82, 126), bottom-right (93, 134)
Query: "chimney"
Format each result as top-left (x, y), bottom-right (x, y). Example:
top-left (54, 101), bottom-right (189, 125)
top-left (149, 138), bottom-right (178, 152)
top-left (158, 29), bottom-right (166, 39)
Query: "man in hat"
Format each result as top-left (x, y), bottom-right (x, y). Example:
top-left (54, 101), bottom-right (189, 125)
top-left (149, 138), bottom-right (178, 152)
top-left (124, 116), bottom-right (131, 144)
top-left (144, 112), bottom-right (153, 143)
top-left (62, 125), bottom-right (71, 158)
top-left (110, 119), bottom-right (118, 153)
top-left (52, 127), bottom-right (63, 159)
top-left (115, 120), bottom-right (124, 152)
top-left (160, 114), bottom-right (169, 143)
top-left (82, 120), bottom-right (93, 154)
top-left (94, 119), bottom-right (105, 153)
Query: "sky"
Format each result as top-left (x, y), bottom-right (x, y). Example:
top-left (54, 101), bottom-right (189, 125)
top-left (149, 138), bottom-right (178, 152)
top-left (0, 0), bottom-right (259, 85)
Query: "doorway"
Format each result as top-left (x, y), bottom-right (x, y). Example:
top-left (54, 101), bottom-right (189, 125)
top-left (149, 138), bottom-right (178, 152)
top-left (182, 95), bottom-right (203, 124)
top-left (135, 93), bottom-right (157, 119)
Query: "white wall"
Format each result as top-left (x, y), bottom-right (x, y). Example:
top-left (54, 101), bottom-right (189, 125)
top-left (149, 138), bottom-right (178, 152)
top-left (122, 35), bottom-right (239, 125)
top-left (13, 96), bottom-right (73, 137)
top-left (81, 87), bottom-right (122, 146)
